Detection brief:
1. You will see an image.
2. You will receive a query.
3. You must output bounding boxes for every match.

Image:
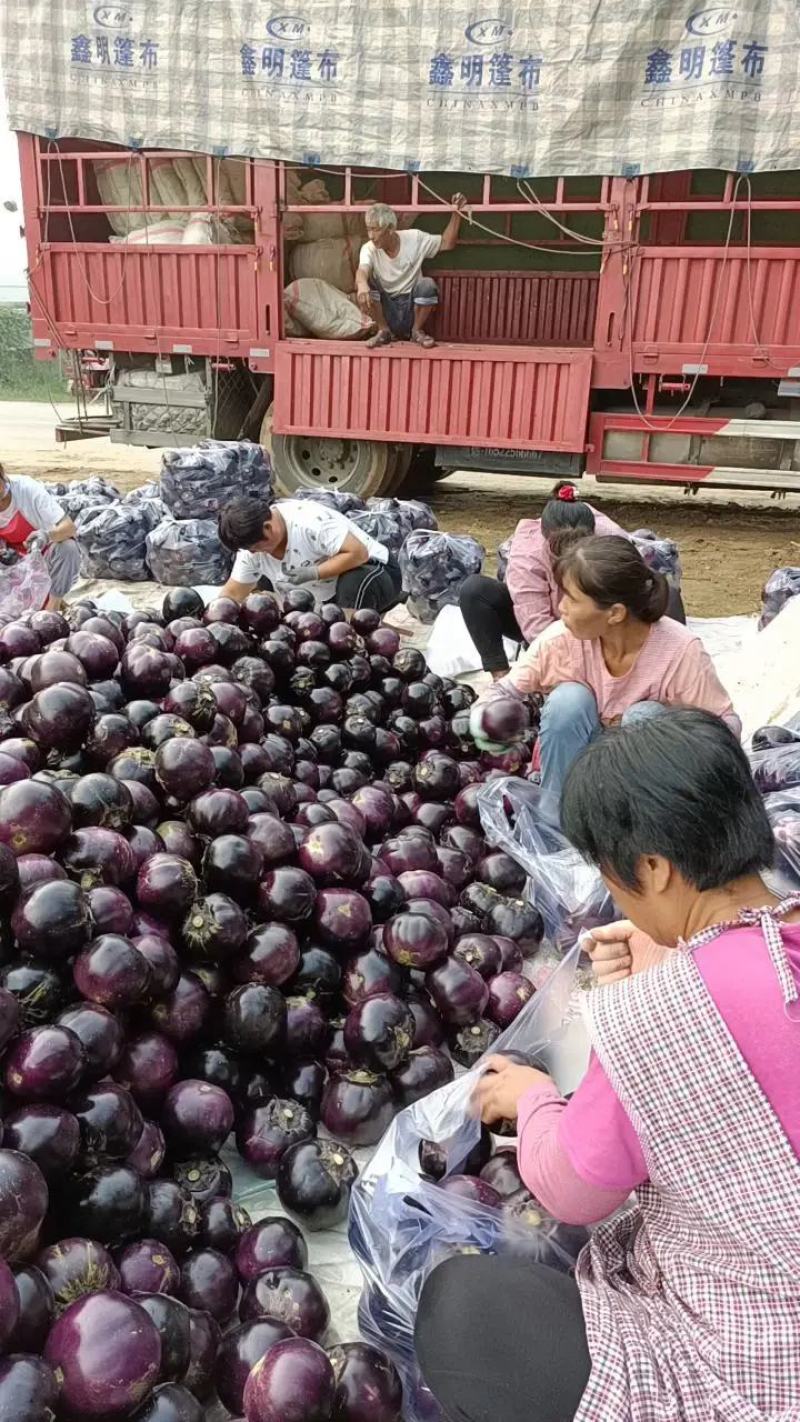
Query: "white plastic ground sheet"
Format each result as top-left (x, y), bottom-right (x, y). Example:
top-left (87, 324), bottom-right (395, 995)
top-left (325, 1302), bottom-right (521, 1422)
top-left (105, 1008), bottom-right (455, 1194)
top-left (66, 574), bottom-right (800, 1349)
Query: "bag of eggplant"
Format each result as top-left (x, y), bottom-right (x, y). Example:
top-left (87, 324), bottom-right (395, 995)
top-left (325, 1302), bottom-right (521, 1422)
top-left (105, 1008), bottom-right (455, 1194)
top-left (349, 946), bottom-right (587, 1422)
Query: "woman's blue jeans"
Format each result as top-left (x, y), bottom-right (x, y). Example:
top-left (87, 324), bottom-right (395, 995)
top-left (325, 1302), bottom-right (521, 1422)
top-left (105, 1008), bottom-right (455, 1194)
top-left (539, 682), bottom-right (666, 811)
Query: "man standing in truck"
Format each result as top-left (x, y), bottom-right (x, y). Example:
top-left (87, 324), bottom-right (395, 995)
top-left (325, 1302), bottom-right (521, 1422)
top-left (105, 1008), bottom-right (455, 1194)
top-left (0, 465), bottom-right (80, 612)
top-left (356, 196), bottom-right (469, 349)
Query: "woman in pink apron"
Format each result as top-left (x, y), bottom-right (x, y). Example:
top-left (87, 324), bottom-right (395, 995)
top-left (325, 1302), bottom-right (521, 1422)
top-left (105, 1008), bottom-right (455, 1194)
top-left (0, 464), bottom-right (79, 611)
top-left (416, 708), bottom-right (800, 1422)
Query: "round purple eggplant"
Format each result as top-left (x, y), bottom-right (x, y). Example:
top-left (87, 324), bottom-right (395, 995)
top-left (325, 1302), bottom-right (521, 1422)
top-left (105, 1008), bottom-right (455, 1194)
top-left (320, 1071), bottom-right (394, 1148)
top-left (36, 1236), bottom-right (120, 1314)
top-left (117, 1239), bottom-right (179, 1302)
top-left (243, 1335), bottom-right (334, 1422)
top-left (329, 1342), bottom-right (403, 1422)
top-left (239, 1267), bottom-right (330, 1341)
top-left (276, 1139), bottom-right (358, 1232)
top-left (179, 1247), bottom-right (238, 1324)
top-left (216, 1316), bottom-right (295, 1414)
top-left (236, 1100), bottom-right (316, 1182)
top-left (235, 1218), bottom-right (309, 1283)
top-left (43, 1289), bottom-right (162, 1416)
top-left (161, 1080), bottom-right (234, 1156)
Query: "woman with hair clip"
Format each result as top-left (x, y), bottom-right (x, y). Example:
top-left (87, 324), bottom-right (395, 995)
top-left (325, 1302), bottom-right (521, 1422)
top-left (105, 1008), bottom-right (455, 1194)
top-left (469, 534), bottom-right (737, 810)
top-left (459, 482), bottom-right (628, 679)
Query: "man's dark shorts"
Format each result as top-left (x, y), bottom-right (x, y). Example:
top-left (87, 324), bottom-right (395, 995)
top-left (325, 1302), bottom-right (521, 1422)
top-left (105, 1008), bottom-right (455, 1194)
top-left (370, 276), bottom-right (439, 338)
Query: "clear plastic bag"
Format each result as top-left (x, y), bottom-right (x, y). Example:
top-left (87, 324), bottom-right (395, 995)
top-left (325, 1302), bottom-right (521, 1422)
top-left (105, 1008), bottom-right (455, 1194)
top-left (399, 531), bottom-right (485, 624)
top-left (76, 502), bottom-right (152, 581)
top-left (631, 528), bottom-right (682, 588)
top-left (477, 776), bottom-right (615, 952)
top-left (349, 946), bottom-right (586, 1422)
top-left (0, 551), bottom-right (51, 619)
top-left (160, 439), bottom-right (272, 520)
top-left (350, 510), bottom-right (407, 553)
top-left (397, 499), bottom-right (437, 532)
top-left (122, 485), bottom-right (167, 532)
top-left (145, 516), bottom-right (233, 586)
top-left (763, 789), bottom-right (800, 891)
top-left (294, 490), bottom-right (366, 516)
top-left (750, 743), bottom-right (800, 795)
top-left (759, 567), bottom-right (800, 630)
top-left (58, 476), bottom-right (120, 522)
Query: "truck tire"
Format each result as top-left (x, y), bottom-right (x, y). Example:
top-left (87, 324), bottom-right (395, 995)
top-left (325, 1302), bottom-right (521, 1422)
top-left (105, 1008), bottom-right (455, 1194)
top-left (397, 445), bottom-right (450, 493)
top-left (261, 405), bottom-right (391, 501)
top-left (383, 444), bottom-right (414, 496)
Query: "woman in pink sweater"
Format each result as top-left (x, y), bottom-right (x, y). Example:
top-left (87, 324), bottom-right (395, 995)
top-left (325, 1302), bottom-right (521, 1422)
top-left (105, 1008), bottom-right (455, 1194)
top-left (471, 534), bottom-right (738, 813)
top-left (459, 482), bottom-right (627, 677)
top-left (416, 710), bottom-right (800, 1422)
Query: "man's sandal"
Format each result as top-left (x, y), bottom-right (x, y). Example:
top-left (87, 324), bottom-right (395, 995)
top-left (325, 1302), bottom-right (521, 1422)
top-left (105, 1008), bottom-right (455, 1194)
top-left (366, 329), bottom-right (394, 349)
top-left (410, 329), bottom-right (435, 348)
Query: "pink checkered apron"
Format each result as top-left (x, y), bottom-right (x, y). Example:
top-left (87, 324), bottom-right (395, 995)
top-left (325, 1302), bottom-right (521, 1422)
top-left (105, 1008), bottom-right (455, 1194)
top-left (574, 898), bottom-right (800, 1422)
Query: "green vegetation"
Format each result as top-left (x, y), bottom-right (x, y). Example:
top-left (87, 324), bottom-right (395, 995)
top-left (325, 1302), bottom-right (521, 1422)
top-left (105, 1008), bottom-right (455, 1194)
top-left (0, 305), bottom-right (69, 401)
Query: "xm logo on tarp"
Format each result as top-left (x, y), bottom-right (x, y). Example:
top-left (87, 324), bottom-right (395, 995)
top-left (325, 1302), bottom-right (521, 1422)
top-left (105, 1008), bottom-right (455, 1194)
top-left (464, 18), bottom-right (514, 46)
top-left (92, 5), bottom-right (135, 28)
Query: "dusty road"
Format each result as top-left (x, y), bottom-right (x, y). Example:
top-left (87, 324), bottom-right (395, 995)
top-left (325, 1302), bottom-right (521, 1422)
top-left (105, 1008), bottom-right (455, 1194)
top-left (2, 400), bottom-right (799, 618)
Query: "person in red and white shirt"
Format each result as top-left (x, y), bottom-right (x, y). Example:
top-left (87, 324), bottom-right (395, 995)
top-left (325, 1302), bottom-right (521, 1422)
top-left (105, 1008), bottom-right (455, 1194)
top-left (0, 465), bottom-right (79, 611)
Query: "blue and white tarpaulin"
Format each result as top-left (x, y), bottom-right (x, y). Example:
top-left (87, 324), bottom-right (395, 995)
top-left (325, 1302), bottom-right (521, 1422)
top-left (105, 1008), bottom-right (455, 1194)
top-left (2, 0), bottom-right (799, 175)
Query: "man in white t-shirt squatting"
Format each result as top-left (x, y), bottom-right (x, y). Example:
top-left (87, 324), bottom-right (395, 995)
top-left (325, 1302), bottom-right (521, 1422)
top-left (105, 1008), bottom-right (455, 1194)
top-left (355, 196), bottom-right (469, 350)
top-left (218, 495), bottom-right (404, 614)
top-left (0, 464), bottom-right (80, 611)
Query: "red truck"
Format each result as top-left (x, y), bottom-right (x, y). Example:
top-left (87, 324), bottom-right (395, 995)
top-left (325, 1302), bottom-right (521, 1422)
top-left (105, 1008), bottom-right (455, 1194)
top-left (17, 134), bottom-right (800, 498)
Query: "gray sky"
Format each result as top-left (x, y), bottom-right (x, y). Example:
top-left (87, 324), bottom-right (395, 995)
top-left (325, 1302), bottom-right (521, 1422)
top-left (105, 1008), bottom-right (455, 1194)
top-left (0, 68), bottom-right (29, 303)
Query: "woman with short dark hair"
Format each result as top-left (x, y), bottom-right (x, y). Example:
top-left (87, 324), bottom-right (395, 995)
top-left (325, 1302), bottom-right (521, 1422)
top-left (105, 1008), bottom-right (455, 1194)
top-left (470, 533), bottom-right (737, 808)
top-left (217, 494), bottom-right (402, 612)
top-left (416, 709), bottom-right (800, 1422)
top-left (459, 482), bottom-right (626, 677)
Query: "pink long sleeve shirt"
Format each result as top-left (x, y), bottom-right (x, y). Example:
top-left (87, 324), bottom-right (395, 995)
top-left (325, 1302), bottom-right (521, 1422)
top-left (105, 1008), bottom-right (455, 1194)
top-left (517, 922), bottom-right (800, 1225)
top-left (493, 614), bottom-right (741, 735)
top-left (505, 508), bottom-right (625, 644)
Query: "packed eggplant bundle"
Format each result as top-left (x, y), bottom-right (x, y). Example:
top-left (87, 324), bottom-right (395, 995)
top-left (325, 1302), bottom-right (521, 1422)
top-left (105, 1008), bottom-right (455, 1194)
top-left (630, 528), bottom-right (683, 589)
top-left (759, 566), bottom-right (800, 629)
top-left (161, 439), bottom-right (273, 522)
top-left (399, 531), bottom-right (486, 624)
top-left (349, 947), bottom-right (587, 1422)
top-left (365, 498), bottom-right (438, 536)
top-left (0, 587), bottom-right (554, 1421)
top-left (55, 477), bottom-right (121, 524)
top-left (76, 501), bottom-right (153, 581)
top-left (123, 484), bottom-right (169, 533)
top-left (294, 490), bottom-right (365, 516)
top-left (145, 517), bottom-right (235, 587)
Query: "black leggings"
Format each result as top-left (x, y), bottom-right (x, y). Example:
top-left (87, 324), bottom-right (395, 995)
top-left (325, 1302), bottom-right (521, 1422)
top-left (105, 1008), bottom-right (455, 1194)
top-left (415, 1254), bottom-right (590, 1422)
top-left (460, 574), bottom-right (688, 675)
top-left (336, 556), bottom-right (403, 613)
top-left (460, 575), bottom-right (523, 674)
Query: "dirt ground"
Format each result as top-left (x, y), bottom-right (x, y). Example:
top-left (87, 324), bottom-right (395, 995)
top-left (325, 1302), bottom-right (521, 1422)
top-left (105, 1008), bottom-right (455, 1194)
top-left (2, 401), bottom-right (799, 618)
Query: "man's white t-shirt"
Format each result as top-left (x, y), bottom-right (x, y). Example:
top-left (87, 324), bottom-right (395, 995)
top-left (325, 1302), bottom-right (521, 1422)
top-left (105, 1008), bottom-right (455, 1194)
top-left (359, 229), bottom-right (442, 297)
top-left (0, 475), bottom-right (65, 535)
top-left (231, 499), bottom-right (388, 604)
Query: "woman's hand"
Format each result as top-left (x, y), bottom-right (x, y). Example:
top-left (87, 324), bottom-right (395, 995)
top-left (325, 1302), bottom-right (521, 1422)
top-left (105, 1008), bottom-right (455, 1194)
top-left (584, 920), bottom-right (670, 985)
top-left (468, 703), bottom-right (509, 755)
top-left (471, 1055), bottom-right (553, 1126)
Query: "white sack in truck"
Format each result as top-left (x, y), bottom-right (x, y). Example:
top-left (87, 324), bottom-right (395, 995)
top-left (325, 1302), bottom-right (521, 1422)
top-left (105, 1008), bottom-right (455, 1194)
top-left (288, 236), bottom-right (361, 292)
top-left (284, 279), bottom-right (373, 341)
